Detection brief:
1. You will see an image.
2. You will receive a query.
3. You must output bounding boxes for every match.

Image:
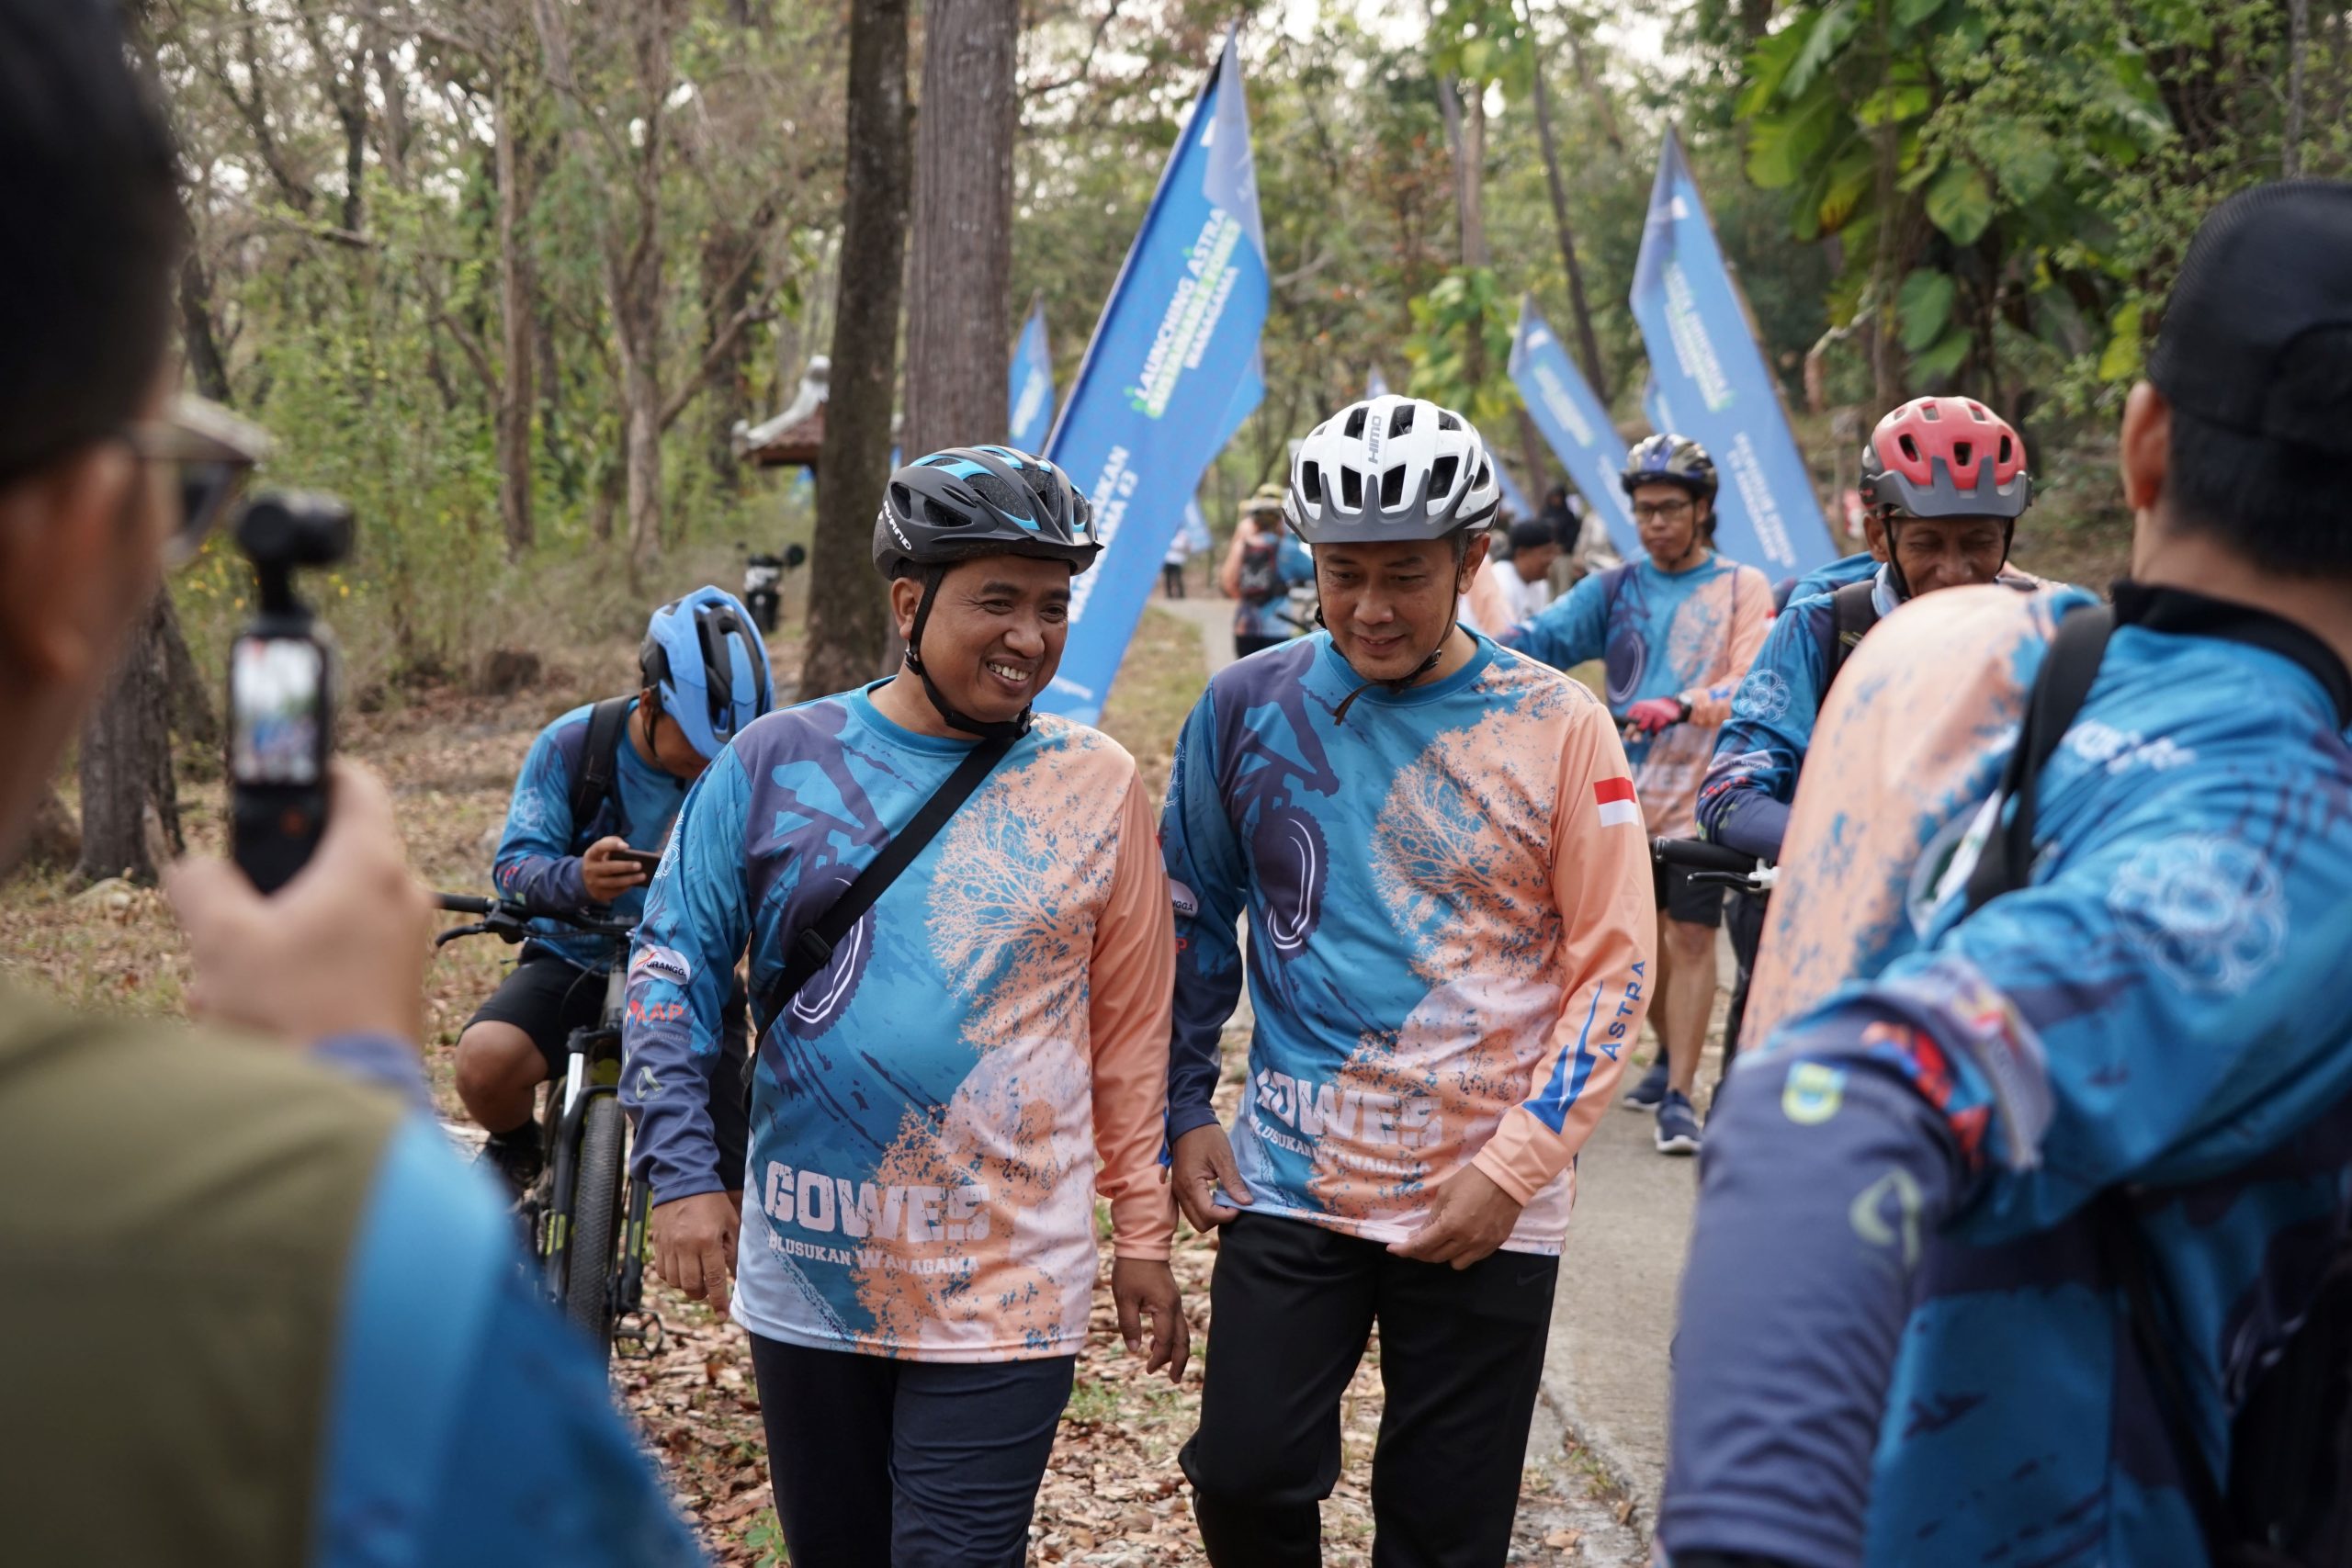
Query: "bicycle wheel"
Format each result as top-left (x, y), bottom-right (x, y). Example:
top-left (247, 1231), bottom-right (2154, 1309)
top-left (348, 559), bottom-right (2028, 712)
top-left (564, 1095), bottom-right (627, 1357)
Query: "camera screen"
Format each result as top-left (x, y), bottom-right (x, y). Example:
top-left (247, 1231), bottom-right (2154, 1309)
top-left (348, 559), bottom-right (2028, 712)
top-left (231, 637), bottom-right (324, 786)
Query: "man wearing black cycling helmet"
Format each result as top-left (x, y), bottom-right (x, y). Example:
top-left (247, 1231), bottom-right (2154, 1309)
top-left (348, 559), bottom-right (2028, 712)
top-left (624, 445), bottom-right (1186, 1568)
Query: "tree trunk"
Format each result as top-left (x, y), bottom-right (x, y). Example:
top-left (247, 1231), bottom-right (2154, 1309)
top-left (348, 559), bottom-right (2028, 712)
top-left (156, 590), bottom-right (217, 746)
top-left (77, 591), bottom-right (182, 886)
top-left (179, 254), bottom-right (232, 403)
top-left (1521, 1), bottom-right (1611, 405)
top-left (1437, 78), bottom-right (1490, 269)
top-left (1564, 23), bottom-right (1625, 156)
top-left (902, 0), bottom-right (1018, 461)
top-left (1868, 118), bottom-right (1906, 408)
top-left (1516, 411), bottom-right (1553, 511)
top-left (494, 77), bottom-right (537, 557)
top-left (2285, 0), bottom-right (2310, 175)
top-left (700, 221), bottom-right (760, 491)
top-left (799, 0), bottom-right (911, 701)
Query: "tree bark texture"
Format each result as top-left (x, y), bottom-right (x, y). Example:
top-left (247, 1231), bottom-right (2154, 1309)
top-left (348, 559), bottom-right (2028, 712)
top-left (701, 220), bottom-right (762, 491)
top-left (1520, 2), bottom-right (1611, 405)
top-left (902, 0), bottom-right (1018, 463)
top-left (799, 0), bottom-right (911, 701)
top-left (494, 76), bottom-right (537, 556)
top-left (77, 591), bottom-right (183, 886)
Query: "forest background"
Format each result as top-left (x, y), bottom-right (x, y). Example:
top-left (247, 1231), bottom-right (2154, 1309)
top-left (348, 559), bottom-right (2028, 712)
top-left (28, 0), bottom-right (2352, 880)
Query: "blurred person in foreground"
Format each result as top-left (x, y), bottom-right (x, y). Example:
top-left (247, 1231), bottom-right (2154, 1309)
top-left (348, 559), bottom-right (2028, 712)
top-left (0, 3), bottom-right (697, 1562)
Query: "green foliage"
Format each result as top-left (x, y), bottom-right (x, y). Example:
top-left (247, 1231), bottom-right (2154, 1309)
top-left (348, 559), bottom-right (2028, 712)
top-left (1403, 268), bottom-right (1520, 434)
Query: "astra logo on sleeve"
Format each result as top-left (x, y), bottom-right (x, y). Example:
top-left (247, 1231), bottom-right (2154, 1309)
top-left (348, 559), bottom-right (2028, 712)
top-left (1594, 777), bottom-right (1640, 828)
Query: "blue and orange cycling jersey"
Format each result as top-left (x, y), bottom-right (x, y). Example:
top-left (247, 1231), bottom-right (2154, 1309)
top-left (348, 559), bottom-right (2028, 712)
top-left (1162, 632), bottom-right (1655, 1249)
top-left (492, 698), bottom-right (689, 970)
top-left (622, 686), bottom-right (1176, 1361)
top-left (1662, 582), bottom-right (2352, 1568)
top-left (1500, 552), bottom-right (1770, 838)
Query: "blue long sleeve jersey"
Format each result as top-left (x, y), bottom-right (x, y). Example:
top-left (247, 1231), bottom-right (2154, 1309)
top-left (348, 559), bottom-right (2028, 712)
top-left (1659, 582), bottom-right (2352, 1568)
top-left (1695, 565), bottom-right (1901, 861)
top-left (1498, 552), bottom-right (1771, 839)
top-left (1231, 534), bottom-right (1316, 639)
top-left (621, 686), bottom-right (1179, 1360)
top-left (492, 697), bottom-right (689, 969)
top-left (1161, 632), bottom-right (1656, 1249)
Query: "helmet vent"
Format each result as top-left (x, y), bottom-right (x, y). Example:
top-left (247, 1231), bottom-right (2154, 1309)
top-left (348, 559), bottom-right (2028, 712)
top-left (1430, 454), bottom-right (1460, 497)
top-left (1899, 434), bottom-right (1920, 462)
top-left (1473, 459), bottom-right (1491, 491)
top-left (1340, 466), bottom-right (1364, 510)
top-left (967, 471), bottom-right (1026, 518)
top-left (1437, 410), bottom-right (1462, 431)
top-left (1390, 403), bottom-right (1416, 437)
top-left (1380, 464), bottom-right (1407, 508)
top-left (1953, 441), bottom-right (1973, 472)
top-left (1997, 434), bottom-right (2014, 464)
top-left (1344, 406), bottom-right (1370, 439)
top-left (1301, 462), bottom-right (1324, 504)
top-left (923, 497), bottom-right (966, 529)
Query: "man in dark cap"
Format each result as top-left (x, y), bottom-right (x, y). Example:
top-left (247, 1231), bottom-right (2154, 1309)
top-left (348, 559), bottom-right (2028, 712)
top-left (1496, 515), bottom-right (1562, 622)
top-left (1659, 181), bottom-right (2352, 1568)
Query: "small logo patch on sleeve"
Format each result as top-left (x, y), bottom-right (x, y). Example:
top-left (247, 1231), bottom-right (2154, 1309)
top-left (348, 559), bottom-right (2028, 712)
top-left (1594, 777), bottom-right (1640, 829)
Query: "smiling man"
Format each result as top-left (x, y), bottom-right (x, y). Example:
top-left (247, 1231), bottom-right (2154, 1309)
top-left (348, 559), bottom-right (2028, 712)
top-left (1163, 396), bottom-right (1655, 1568)
top-left (621, 446), bottom-right (1186, 1568)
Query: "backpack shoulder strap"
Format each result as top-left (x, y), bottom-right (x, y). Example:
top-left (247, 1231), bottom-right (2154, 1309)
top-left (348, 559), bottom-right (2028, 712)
top-left (568, 696), bottom-right (634, 840)
top-left (1825, 579), bottom-right (1883, 687)
top-left (1961, 603), bottom-right (2117, 912)
top-left (757, 734), bottom-right (1015, 1024)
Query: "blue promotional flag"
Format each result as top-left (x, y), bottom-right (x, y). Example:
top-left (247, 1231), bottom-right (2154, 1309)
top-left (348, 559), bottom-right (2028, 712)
top-left (1630, 129), bottom-right (1834, 576)
top-left (1009, 298), bottom-right (1055, 452)
top-left (1180, 499), bottom-right (1213, 553)
top-left (1510, 295), bottom-right (1637, 558)
top-left (1494, 461), bottom-right (1533, 522)
top-left (1040, 33), bottom-right (1269, 723)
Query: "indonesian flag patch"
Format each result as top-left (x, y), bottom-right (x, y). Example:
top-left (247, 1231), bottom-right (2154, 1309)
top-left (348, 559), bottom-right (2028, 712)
top-left (1594, 776), bottom-right (1640, 828)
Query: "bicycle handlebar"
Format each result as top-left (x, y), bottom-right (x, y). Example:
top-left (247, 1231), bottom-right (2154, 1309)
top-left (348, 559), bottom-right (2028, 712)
top-left (1650, 837), bottom-right (1776, 895)
top-left (429, 892), bottom-right (639, 947)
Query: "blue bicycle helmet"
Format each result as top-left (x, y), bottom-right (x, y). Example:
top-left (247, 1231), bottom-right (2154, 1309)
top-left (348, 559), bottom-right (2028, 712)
top-left (1622, 433), bottom-right (1720, 502)
top-left (639, 585), bottom-right (774, 761)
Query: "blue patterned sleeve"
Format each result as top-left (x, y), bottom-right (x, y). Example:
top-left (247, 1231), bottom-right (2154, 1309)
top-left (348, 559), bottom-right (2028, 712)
top-left (1498, 570), bottom-right (1605, 670)
top-left (1280, 536), bottom-right (1315, 585)
top-left (622, 746), bottom-right (755, 1204)
top-left (1161, 693), bottom-right (1248, 1142)
top-left (1665, 764), bottom-right (2352, 1564)
top-left (1696, 601), bottom-right (1830, 859)
top-left (492, 720), bottom-right (591, 912)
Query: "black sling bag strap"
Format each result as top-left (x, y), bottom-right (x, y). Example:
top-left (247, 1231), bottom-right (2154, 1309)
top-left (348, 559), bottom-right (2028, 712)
top-left (1826, 578), bottom-right (1883, 687)
top-left (756, 733), bottom-right (1015, 1026)
top-left (569, 695), bottom-right (636, 832)
top-left (1958, 601), bottom-right (2115, 912)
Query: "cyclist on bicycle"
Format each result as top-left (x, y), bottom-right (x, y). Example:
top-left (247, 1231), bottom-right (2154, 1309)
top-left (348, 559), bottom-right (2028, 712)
top-left (1163, 396), bottom-right (1653, 1566)
top-left (1663, 181), bottom-right (2352, 1568)
top-left (624, 446), bottom-right (1185, 1568)
top-left (1499, 434), bottom-right (1770, 1154)
top-left (455, 584), bottom-right (770, 1196)
top-left (1698, 397), bottom-right (2039, 868)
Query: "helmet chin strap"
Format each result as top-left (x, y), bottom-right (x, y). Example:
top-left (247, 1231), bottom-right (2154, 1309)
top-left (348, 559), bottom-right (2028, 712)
top-left (903, 568), bottom-right (1033, 741)
top-left (1328, 603), bottom-right (1462, 726)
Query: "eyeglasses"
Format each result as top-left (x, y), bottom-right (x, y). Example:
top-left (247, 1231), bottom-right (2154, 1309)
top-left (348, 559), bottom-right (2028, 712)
top-left (1631, 498), bottom-right (1695, 524)
top-left (124, 396), bottom-right (271, 568)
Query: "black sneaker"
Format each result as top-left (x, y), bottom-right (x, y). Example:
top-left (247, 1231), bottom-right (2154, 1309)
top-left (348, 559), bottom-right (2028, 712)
top-left (481, 1128), bottom-right (545, 1200)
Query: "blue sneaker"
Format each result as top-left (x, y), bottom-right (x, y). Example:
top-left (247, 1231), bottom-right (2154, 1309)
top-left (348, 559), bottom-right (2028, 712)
top-left (1621, 1057), bottom-right (1670, 1111)
top-left (1655, 1091), bottom-right (1702, 1155)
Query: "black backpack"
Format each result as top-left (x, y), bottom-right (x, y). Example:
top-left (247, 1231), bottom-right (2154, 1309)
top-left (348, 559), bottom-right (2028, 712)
top-left (1237, 533), bottom-right (1284, 604)
top-left (1821, 579), bottom-right (1881, 690)
top-left (1961, 599), bottom-right (2352, 1567)
top-left (567, 695), bottom-right (636, 840)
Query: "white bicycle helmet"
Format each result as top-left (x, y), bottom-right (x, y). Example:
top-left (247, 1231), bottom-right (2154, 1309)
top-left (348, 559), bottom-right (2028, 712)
top-left (1285, 395), bottom-right (1501, 545)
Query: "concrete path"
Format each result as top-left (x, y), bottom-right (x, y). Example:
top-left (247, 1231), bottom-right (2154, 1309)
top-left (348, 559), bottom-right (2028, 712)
top-left (1148, 592), bottom-right (1239, 678)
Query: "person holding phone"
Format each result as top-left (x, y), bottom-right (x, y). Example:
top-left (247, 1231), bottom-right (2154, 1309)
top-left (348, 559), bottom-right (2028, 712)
top-left (454, 585), bottom-right (773, 1196)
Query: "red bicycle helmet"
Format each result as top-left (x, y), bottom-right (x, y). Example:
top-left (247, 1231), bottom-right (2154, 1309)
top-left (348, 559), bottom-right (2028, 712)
top-left (1858, 397), bottom-right (2031, 520)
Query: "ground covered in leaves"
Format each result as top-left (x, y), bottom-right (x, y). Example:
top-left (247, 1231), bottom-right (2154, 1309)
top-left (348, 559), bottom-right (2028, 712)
top-left (5, 602), bottom-right (1641, 1566)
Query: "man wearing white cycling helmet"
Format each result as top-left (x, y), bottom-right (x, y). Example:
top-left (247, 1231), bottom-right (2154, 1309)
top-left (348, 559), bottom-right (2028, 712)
top-left (1500, 434), bottom-right (1770, 1156)
top-left (1164, 395), bottom-right (1655, 1567)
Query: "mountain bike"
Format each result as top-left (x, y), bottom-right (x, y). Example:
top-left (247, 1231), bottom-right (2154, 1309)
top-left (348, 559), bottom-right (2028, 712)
top-left (433, 893), bottom-right (660, 1361)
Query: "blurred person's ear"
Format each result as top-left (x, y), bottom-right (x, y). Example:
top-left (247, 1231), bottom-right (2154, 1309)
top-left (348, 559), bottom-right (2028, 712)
top-left (2120, 381), bottom-right (2171, 577)
top-left (0, 437), bottom-right (158, 694)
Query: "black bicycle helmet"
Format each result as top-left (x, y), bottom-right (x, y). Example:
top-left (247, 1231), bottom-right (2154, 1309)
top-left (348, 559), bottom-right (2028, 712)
top-left (872, 446), bottom-right (1099, 739)
top-left (1622, 433), bottom-right (1719, 502)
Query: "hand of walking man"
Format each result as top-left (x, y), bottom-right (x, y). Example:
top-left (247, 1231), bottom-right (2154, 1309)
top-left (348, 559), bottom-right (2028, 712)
top-left (1170, 1123), bottom-right (1253, 1231)
top-left (1113, 1258), bottom-right (1190, 1382)
top-left (1388, 1164), bottom-right (1522, 1269)
top-left (650, 1190), bottom-right (739, 1315)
